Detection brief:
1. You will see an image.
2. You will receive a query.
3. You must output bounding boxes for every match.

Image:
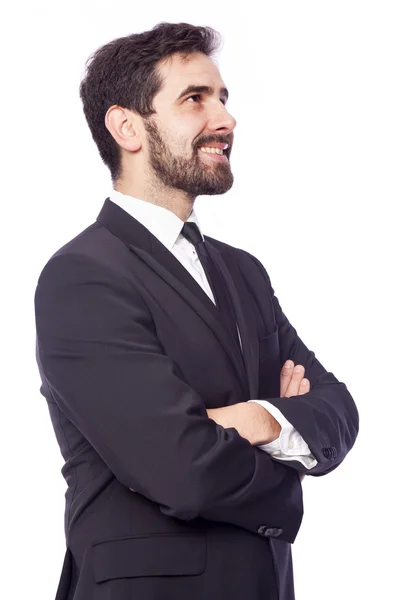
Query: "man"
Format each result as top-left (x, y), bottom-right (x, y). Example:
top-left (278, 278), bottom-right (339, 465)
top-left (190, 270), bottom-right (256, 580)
top-left (34, 22), bottom-right (359, 600)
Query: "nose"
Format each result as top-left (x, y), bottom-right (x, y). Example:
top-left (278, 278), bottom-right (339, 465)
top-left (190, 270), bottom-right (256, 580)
top-left (207, 102), bottom-right (237, 135)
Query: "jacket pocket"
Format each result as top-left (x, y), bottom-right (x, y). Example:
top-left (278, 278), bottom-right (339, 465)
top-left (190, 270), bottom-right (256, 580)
top-left (92, 532), bottom-right (206, 583)
top-left (258, 326), bottom-right (279, 362)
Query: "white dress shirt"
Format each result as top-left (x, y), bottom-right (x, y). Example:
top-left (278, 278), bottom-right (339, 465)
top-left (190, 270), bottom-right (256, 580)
top-left (109, 189), bottom-right (317, 469)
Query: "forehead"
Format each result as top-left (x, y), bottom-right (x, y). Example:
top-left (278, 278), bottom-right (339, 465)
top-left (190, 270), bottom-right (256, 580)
top-left (156, 52), bottom-right (225, 98)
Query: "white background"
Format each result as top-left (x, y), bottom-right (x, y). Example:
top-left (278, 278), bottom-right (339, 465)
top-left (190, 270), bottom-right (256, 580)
top-left (1, 1), bottom-right (399, 598)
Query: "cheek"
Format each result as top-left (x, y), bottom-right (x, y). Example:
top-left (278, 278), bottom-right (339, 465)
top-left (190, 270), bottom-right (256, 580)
top-left (175, 113), bottom-right (206, 139)
top-left (161, 115), bottom-right (206, 155)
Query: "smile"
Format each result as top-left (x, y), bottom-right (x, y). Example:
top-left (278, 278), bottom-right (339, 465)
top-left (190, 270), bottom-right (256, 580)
top-left (198, 147), bottom-right (229, 163)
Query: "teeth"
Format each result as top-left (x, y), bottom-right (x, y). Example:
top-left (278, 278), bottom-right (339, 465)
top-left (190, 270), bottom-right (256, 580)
top-left (199, 147), bottom-right (224, 155)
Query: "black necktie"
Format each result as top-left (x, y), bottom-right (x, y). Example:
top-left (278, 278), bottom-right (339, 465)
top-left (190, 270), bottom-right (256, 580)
top-left (181, 222), bottom-right (241, 352)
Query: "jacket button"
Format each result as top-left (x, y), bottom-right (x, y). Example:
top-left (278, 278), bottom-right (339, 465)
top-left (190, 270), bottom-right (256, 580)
top-left (257, 526), bottom-right (282, 538)
top-left (265, 528), bottom-right (283, 538)
top-left (322, 447), bottom-right (337, 459)
top-left (257, 525), bottom-right (268, 535)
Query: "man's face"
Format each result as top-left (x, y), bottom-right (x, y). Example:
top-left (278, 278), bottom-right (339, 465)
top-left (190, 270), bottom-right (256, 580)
top-left (142, 51), bottom-right (236, 196)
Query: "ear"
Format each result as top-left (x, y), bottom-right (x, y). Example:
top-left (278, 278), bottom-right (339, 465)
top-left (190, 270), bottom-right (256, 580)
top-left (105, 106), bottom-right (142, 152)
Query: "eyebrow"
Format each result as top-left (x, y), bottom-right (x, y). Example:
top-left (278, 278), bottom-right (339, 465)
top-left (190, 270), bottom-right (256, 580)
top-left (176, 84), bottom-right (229, 103)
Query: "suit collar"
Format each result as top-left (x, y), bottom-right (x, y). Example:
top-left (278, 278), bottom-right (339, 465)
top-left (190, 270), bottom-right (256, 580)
top-left (108, 189), bottom-right (205, 251)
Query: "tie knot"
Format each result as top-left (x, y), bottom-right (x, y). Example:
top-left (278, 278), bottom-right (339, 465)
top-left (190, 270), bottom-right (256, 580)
top-left (181, 222), bottom-right (203, 246)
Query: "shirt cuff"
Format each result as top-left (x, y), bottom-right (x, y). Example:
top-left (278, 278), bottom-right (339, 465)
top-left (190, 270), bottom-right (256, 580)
top-left (248, 399), bottom-right (318, 470)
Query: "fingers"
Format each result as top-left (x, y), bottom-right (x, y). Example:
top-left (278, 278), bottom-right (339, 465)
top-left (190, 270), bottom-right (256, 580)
top-left (285, 364), bottom-right (305, 397)
top-left (280, 360), bottom-right (294, 396)
top-left (280, 361), bottom-right (310, 397)
top-left (299, 377), bottom-right (310, 395)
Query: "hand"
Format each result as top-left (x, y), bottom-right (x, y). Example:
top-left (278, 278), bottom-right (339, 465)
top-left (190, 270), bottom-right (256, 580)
top-left (206, 402), bottom-right (253, 440)
top-left (280, 360), bottom-right (310, 397)
top-left (206, 402), bottom-right (280, 446)
top-left (281, 361), bottom-right (309, 483)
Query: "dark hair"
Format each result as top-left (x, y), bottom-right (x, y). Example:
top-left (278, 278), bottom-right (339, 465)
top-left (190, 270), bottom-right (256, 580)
top-left (79, 22), bottom-right (222, 183)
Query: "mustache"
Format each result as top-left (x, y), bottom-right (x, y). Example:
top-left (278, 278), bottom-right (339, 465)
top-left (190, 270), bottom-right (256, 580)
top-left (195, 137), bottom-right (231, 149)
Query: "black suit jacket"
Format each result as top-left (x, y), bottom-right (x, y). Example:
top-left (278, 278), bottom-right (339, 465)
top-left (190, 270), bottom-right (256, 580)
top-left (35, 199), bottom-right (359, 600)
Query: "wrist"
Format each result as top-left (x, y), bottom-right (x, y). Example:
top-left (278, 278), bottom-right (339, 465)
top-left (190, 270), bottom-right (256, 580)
top-left (250, 402), bottom-right (282, 445)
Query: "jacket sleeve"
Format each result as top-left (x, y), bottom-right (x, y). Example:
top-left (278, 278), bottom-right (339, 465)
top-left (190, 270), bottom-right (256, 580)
top-left (248, 253), bottom-right (359, 476)
top-left (35, 252), bottom-right (303, 542)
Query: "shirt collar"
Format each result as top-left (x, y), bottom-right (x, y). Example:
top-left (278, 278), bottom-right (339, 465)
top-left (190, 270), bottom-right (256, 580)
top-left (109, 189), bottom-right (204, 252)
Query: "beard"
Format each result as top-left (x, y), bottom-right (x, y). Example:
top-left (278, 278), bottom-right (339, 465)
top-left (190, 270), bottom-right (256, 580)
top-left (143, 117), bottom-right (234, 197)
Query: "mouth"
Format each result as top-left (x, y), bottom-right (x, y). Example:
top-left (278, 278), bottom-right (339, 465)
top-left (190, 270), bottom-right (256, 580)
top-left (197, 145), bottom-right (230, 163)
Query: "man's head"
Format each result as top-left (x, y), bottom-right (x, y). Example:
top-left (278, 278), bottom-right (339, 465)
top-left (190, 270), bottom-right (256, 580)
top-left (79, 23), bottom-right (236, 199)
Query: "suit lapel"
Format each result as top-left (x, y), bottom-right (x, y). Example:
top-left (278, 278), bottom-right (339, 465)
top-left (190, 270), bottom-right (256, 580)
top-left (129, 243), bottom-right (249, 396)
top-left (206, 242), bottom-right (260, 399)
top-left (97, 199), bottom-right (250, 398)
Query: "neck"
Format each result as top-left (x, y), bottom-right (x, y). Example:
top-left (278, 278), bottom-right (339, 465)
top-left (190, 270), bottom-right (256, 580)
top-left (114, 177), bottom-right (195, 222)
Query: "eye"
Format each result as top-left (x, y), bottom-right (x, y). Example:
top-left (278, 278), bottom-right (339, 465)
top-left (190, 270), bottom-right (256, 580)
top-left (187, 94), bottom-right (202, 103)
top-left (186, 95), bottom-right (227, 105)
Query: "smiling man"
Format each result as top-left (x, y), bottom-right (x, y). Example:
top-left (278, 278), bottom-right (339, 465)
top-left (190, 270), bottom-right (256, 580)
top-left (106, 49), bottom-right (235, 215)
top-left (34, 22), bottom-right (358, 600)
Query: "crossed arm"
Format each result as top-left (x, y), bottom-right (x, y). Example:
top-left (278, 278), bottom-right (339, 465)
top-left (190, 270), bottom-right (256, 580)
top-left (206, 361), bottom-right (308, 446)
top-left (129, 362), bottom-right (307, 494)
top-left (205, 361), bottom-right (309, 481)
